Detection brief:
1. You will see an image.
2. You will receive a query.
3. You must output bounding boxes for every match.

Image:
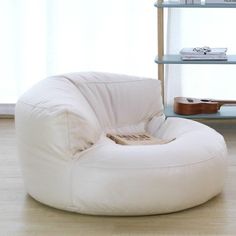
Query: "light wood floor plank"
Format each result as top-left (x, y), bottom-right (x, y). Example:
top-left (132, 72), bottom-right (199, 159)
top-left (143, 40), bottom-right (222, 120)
top-left (1, 119), bottom-right (236, 236)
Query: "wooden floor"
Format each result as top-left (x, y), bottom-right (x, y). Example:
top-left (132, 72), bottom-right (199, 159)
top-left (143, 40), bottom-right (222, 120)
top-left (1, 119), bottom-right (236, 236)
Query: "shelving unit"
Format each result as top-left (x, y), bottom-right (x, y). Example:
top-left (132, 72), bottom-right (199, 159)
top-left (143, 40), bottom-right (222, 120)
top-left (155, 1), bottom-right (236, 119)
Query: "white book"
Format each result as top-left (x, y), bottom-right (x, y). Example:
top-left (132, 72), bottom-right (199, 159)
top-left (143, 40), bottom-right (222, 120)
top-left (181, 56), bottom-right (228, 60)
top-left (181, 53), bottom-right (227, 57)
top-left (181, 54), bottom-right (227, 58)
top-left (181, 58), bottom-right (228, 61)
top-left (180, 47), bottom-right (227, 56)
top-left (182, 54), bottom-right (227, 57)
top-left (165, 0), bottom-right (201, 4)
top-left (164, 0), bottom-right (181, 3)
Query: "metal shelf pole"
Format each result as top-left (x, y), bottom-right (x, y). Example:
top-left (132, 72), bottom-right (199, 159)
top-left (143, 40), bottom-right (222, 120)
top-left (157, 0), bottom-right (165, 103)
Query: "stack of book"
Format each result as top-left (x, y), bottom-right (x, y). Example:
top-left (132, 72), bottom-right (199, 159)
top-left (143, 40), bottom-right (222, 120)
top-left (180, 47), bottom-right (228, 61)
top-left (167, 0), bottom-right (201, 3)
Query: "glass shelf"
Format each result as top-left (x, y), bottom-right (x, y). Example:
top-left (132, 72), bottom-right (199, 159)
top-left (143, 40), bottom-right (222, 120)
top-left (155, 55), bottom-right (236, 64)
top-left (155, 2), bottom-right (236, 8)
top-left (165, 106), bottom-right (236, 119)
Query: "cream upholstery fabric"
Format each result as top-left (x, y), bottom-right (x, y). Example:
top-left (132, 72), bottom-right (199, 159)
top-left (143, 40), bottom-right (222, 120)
top-left (15, 72), bottom-right (227, 215)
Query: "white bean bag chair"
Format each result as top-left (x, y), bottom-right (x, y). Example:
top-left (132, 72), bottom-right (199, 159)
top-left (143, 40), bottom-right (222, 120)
top-left (15, 72), bottom-right (228, 216)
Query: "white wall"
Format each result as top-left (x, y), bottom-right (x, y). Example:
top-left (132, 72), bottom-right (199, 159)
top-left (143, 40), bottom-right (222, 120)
top-left (0, 0), bottom-right (157, 103)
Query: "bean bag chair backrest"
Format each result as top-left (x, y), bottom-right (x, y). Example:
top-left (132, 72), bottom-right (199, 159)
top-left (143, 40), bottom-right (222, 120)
top-left (16, 72), bottom-right (163, 159)
top-left (64, 72), bottom-right (163, 130)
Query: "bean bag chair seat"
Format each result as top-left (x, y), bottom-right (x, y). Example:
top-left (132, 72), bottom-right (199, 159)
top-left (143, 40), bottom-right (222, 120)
top-left (15, 72), bottom-right (227, 216)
